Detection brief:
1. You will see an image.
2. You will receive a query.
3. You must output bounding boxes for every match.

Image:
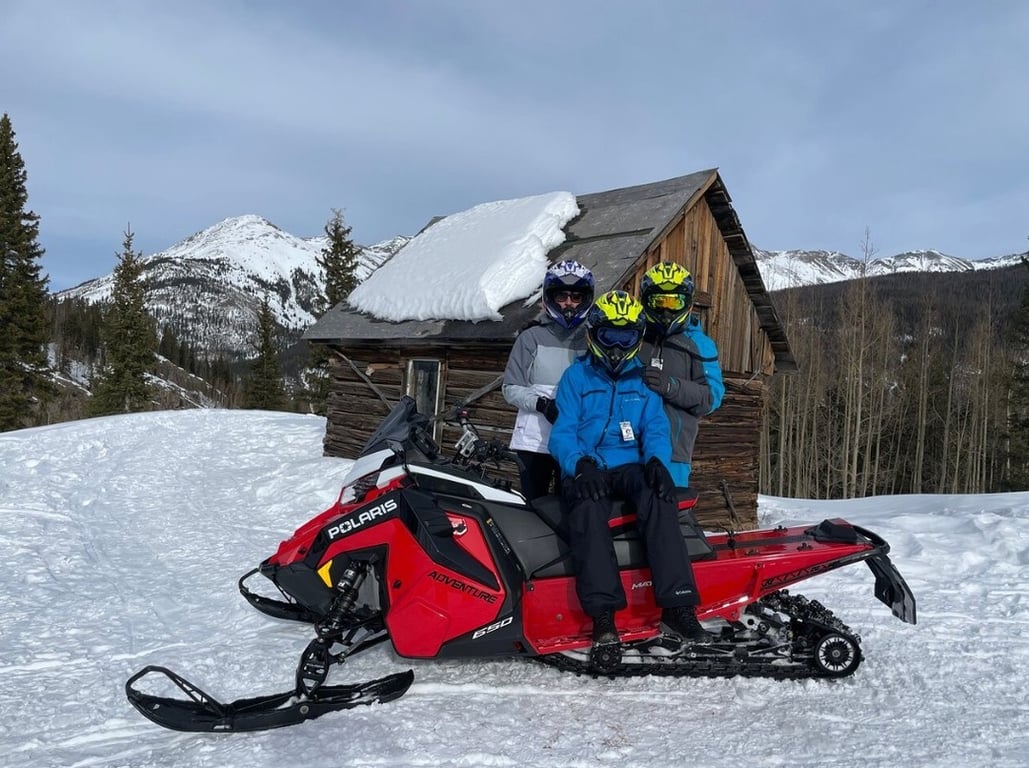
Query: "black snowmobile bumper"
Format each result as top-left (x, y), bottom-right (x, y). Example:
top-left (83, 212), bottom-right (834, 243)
top-left (125, 665), bottom-right (414, 732)
top-left (854, 526), bottom-right (917, 624)
top-left (238, 567), bottom-right (322, 624)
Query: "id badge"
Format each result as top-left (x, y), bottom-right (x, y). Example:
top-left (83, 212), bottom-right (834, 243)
top-left (619, 421), bottom-right (636, 442)
top-left (650, 357), bottom-right (664, 370)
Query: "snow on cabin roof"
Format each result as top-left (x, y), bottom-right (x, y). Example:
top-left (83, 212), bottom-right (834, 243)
top-left (346, 192), bottom-right (580, 323)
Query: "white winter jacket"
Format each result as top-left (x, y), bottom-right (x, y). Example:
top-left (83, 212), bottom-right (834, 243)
top-left (502, 315), bottom-right (587, 453)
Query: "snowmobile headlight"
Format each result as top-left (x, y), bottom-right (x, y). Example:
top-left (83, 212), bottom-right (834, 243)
top-left (340, 471), bottom-right (380, 504)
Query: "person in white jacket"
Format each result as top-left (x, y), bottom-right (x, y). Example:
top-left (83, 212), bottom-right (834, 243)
top-left (502, 260), bottom-right (594, 500)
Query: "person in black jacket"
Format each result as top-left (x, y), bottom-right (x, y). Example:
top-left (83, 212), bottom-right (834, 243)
top-left (638, 262), bottom-right (724, 487)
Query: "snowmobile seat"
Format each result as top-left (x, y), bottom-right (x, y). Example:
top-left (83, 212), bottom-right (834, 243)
top-left (492, 489), bottom-right (716, 579)
top-left (531, 489), bottom-right (707, 538)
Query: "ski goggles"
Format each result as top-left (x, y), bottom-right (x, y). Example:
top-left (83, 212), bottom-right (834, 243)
top-left (551, 290), bottom-right (586, 303)
top-left (648, 293), bottom-right (691, 311)
top-left (596, 326), bottom-right (642, 349)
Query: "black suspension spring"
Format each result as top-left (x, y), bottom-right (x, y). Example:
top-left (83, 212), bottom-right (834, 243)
top-left (316, 561), bottom-right (367, 639)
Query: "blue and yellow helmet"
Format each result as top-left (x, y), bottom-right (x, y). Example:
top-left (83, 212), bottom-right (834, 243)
top-left (640, 262), bottom-right (695, 336)
top-left (585, 290), bottom-right (646, 376)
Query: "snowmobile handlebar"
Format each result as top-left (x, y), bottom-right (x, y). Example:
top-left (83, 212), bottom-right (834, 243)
top-left (447, 407), bottom-right (525, 475)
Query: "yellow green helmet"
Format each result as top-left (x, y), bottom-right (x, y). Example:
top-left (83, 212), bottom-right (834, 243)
top-left (640, 261), bottom-right (695, 335)
top-left (585, 290), bottom-right (646, 375)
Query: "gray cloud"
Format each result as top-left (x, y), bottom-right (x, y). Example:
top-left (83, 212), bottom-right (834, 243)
top-left (1, 0), bottom-right (1026, 290)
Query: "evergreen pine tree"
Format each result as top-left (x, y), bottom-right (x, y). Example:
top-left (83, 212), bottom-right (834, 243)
top-left (318, 208), bottom-right (360, 311)
top-left (0, 113), bottom-right (52, 431)
top-left (158, 325), bottom-right (179, 361)
top-left (243, 297), bottom-right (286, 410)
top-left (88, 228), bottom-right (157, 416)
top-left (306, 209), bottom-right (360, 414)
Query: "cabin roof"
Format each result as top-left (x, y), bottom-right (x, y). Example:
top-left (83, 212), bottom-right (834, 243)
top-left (306, 168), bottom-right (795, 370)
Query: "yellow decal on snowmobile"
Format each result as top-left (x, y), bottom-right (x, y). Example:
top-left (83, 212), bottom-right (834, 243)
top-left (318, 560), bottom-right (334, 588)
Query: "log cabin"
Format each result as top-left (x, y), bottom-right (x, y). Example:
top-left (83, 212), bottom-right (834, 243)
top-left (304, 169), bottom-right (795, 529)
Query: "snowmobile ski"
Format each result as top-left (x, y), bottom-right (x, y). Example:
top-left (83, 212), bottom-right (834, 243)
top-left (125, 665), bottom-right (413, 732)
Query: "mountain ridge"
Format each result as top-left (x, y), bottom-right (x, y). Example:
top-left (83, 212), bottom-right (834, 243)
top-left (55, 215), bottom-right (410, 359)
top-left (55, 214), bottom-right (1026, 359)
top-left (753, 246), bottom-right (1026, 292)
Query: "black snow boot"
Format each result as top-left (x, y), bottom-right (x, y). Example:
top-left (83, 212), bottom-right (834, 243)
top-left (661, 606), bottom-right (717, 644)
top-left (589, 610), bottom-right (621, 672)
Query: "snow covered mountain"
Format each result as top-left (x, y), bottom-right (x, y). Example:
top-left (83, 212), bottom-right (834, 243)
top-left (54, 210), bottom-right (1023, 360)
top-left (754, 247), bottom-right (1027, 292)
top-left (55, 215), bottom-right (409, 359)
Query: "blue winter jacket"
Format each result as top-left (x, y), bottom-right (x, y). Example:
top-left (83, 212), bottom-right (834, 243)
top-left (548, 355), bottom-right (673, 479)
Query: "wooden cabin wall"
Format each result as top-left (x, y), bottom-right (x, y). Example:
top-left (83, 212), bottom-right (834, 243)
top-left (322, 343), bottom-right (524, 481)
top-left (323, 342), bottom-right (759, 530)
top-left (322, 345), bottom-right (406, 458)
top-left (435, 347), bottom-right (518, 482)
top-left (688, 375), bottom-right (764, 530)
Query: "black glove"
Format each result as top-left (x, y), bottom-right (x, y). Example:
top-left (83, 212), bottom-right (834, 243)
top-left (643, 366), bottom-right (674, 397)
top-left (573, 458), bottom-right (608, 501)
top-left (644, 457), bottom-right (675, 501)
top-left (535, 396), bottom-right (559, 425)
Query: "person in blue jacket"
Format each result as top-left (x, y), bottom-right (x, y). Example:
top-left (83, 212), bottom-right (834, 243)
top-left (548, 290), bottom-right (714, 670)
top-left (638, 262), bottom-right (725, 487)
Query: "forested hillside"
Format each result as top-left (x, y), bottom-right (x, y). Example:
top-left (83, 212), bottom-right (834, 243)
top-left (762, 264), bottom-right (1029, 497)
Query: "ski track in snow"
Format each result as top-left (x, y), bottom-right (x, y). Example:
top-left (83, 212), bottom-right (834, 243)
top-left (0, 411), bottom-right (1027, 768)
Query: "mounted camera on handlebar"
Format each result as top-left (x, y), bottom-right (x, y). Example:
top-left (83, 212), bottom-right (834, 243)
top-left (444, 406), bottom-right (525, 477)
top-left (452, 408), bottom-right (481, 459)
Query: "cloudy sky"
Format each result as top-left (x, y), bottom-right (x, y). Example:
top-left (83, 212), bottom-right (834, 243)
top-left (2, 1), bottom-right (1027, 291)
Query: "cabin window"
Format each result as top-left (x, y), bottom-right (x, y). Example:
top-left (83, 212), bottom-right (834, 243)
top-left (406, 358), bottom-right (442, 426)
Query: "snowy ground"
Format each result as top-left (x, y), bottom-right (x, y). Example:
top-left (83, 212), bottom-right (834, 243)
top-left (0, 410), bottom-right (1026, 768)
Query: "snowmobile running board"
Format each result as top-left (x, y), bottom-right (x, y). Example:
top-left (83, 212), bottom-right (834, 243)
top-left (125, 665), bottom-right (414, 732)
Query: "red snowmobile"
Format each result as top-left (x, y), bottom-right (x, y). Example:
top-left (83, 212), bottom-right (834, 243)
top-left (126, 396), bottom-right (916, 732)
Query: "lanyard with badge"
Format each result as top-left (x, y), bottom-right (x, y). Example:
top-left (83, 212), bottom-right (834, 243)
top-left (625, 351), bottom-right (664, 443)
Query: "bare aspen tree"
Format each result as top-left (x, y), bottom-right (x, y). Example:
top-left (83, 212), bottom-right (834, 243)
top-left (861, 305), bottom-right (897, 496)
top-left (936, 317), bottom-right (961, 492)
top-left (832, 230), bottom-right (885, 498)
top-left (835, 285), bottom-right (859, 497)
top-left (761, 244), bottom-right (1021, 498)
top-left (796, 327), bottom-right (821, 498)
top-left (910, 292), bottom-right (936, 492)
top-left (965, 312), bottom-right (995, 492)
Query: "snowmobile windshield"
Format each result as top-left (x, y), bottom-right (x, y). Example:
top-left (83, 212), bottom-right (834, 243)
top-left (358, 396), bottom-right (436, 459)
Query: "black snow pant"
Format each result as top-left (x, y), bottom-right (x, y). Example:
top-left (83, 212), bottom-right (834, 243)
top-left (561, 463), bottom-right (700, 617)
top-left (517, 450), bottom-right (560, 501)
